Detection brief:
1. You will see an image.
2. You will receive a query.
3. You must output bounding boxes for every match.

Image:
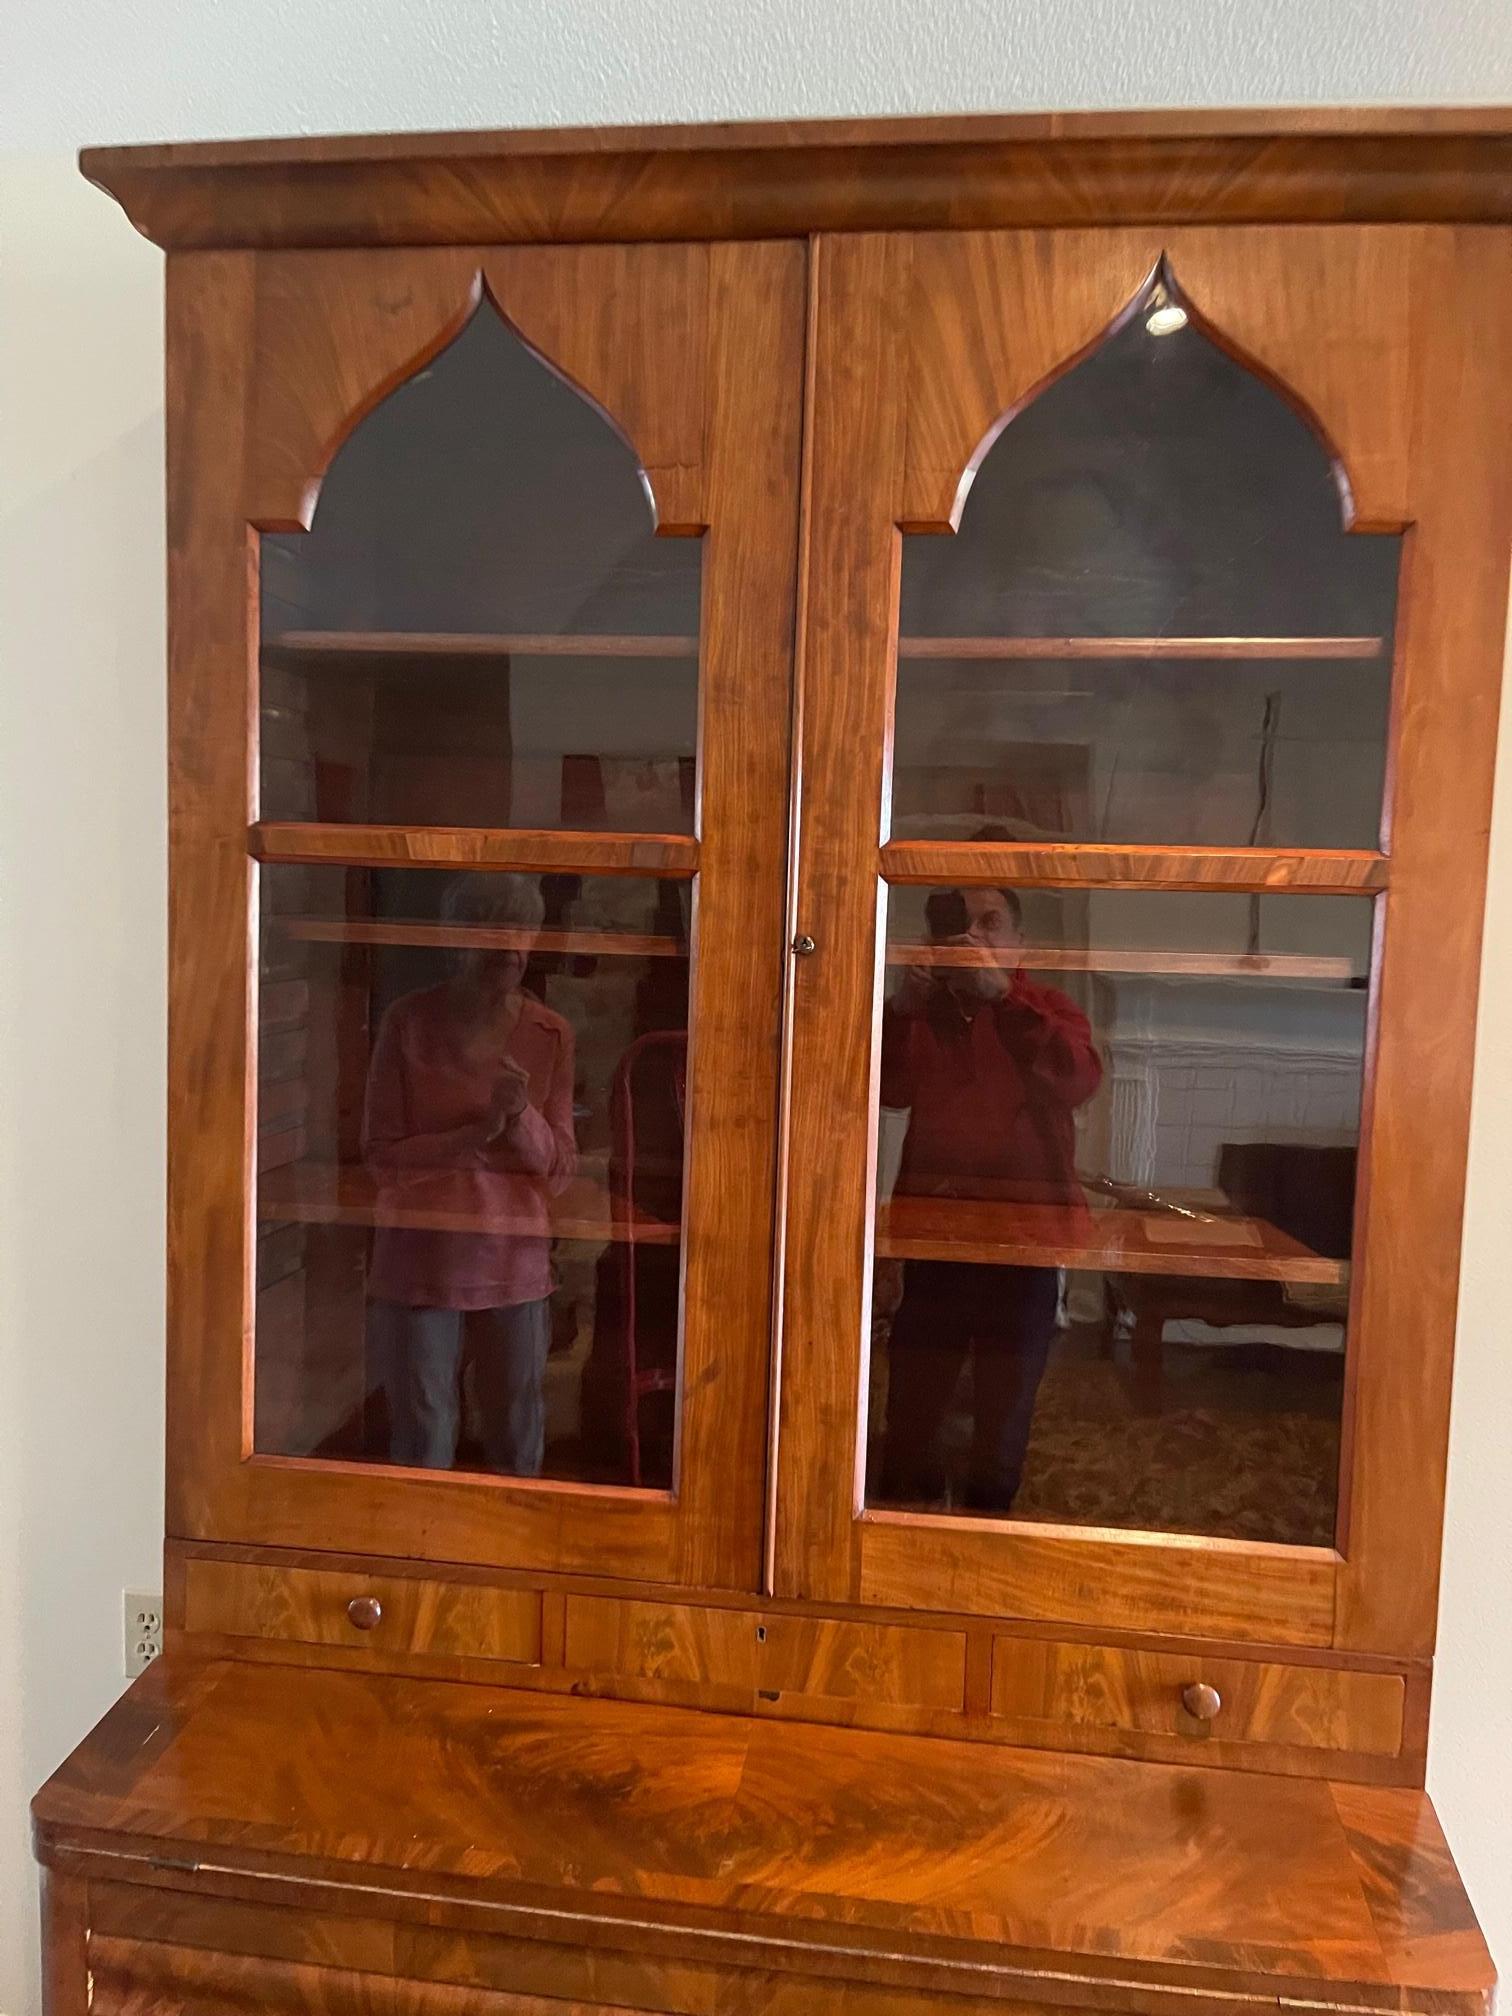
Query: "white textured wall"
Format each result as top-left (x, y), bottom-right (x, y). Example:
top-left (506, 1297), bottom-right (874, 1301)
top-left (3, 3), bottom-right (1511, 2011)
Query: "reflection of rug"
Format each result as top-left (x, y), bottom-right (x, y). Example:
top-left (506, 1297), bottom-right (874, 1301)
top-left (1014, 1353), bottom-right (1339, 1546)
top-left (869, 1327), bottom-right (1341, 1548)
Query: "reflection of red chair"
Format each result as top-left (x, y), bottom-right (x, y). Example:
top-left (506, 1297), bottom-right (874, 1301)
top-left (610, 1031), bottom-right (688, 1485)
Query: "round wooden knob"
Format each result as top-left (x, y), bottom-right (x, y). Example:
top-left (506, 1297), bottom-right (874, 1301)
top-left (346, 1595), bottom-right (383, 1631)
top-left (1181, 1680), bottom-right (1222, 1722)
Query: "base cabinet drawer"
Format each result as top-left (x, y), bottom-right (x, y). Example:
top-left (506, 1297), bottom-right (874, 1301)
top-left (566, 1596), bottom-right (967, 1710)
top-left (990, 1637), bottom-right (1404, 1755)
top-left (89, 1936), bottom-right (671, 2015)
top-left (182, 1560), bottom-right (542, 1666)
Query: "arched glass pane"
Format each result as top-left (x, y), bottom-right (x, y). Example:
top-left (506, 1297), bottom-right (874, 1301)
top-left (893, 299), bottom-right (1400, 849)
top-left (260, 304), bottom-right (701, 832)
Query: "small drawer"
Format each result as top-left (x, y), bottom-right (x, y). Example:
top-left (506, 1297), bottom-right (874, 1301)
top-left (990, 1637), bottom-right (1404, 1756)
top-left (183, 1560), bottom-right (542, 1666)
top-left (566, 1597), bottom-right (967, 1711)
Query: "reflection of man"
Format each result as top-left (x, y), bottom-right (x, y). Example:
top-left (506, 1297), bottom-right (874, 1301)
top-left (363, 873), bottom-right (577, 1475)
top-left (879, 885), bottom-right (1101, 1512)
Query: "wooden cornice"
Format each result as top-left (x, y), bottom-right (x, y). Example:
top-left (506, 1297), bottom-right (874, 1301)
top-left (81, 105), bottom-right (1512, 250)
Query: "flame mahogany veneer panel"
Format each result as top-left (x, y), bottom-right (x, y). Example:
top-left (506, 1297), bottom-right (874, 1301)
top-left (32, 1659), bottom-right (1494, 2016)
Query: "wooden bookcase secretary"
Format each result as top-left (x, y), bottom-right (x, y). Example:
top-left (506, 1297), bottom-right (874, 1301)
top-left (34, 108), bottom-right (1512, 2016)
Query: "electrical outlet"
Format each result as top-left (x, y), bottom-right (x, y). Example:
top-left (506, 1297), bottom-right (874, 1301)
top-left (124, 1591), bottom-right (163, 1678)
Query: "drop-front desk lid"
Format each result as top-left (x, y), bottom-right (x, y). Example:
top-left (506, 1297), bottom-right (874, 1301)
top-left (33, 1655), bottom-right (1493, 2016)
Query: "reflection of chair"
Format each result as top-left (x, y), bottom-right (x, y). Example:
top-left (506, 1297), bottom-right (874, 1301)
top-left (1109, 1143), bottom-right (1356, 1414)
top-left (610, 1031), bottom-right (688, 1485)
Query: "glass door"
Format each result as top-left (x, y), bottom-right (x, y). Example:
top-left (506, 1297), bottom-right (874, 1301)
top-left (171, 241), bottom-right (805, 1589)
top-left (776, 230), bottom-right (1417, 1643)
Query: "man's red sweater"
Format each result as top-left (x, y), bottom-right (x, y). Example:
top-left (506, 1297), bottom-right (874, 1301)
top-left (880, 975), bottom-right (1102, 1213)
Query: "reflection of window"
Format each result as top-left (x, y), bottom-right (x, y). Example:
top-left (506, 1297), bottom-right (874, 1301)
top-left (260, 302), bottom-right (702, 830)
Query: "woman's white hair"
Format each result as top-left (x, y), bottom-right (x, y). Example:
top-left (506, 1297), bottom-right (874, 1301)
top-left (440, 870), bottom-right (546, 933)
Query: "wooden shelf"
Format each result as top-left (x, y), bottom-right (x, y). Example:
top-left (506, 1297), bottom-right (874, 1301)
top-left (266, 630), bottom-right (1384, 666)
top-left (261, 1165), bottom-right (1339, 1286)
top-left (876, 1196), bottom-right (1345, 1284)
top-left (896, 635), bottom-right (1386, 661)
top-left (265, 630), bottom-right (699, 660)
top-left (259, 1163), bottom-right (679, 1245)
top-left (272, 919), bottom-right (687, 959)
top-left (252, 824), bottom-right (700, 877)
top-left (887, 942), bottom-right (1358, 979)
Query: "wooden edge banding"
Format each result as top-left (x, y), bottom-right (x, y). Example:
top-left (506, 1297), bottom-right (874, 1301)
top-left (250, 822), bottom-right (699, 877)
top-left (880, 841), bottom-right (1389, 892)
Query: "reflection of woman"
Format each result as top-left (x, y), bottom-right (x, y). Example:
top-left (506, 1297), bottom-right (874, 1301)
top-left (363, 874), bottom-right (576, 1475)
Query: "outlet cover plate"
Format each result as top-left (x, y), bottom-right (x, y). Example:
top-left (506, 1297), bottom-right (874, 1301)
top-left (124, 1590), bottom-right (163, 1678)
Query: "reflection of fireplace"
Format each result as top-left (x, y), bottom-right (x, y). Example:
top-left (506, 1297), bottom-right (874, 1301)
top-left (1101, 1031), bottom-right (1361, 1192)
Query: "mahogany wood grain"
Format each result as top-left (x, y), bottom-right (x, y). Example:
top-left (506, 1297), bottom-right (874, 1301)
top-left (779, 225), bottom-right (1395, 1647)
top-left (169, 1622), bottom-right (1427, 1784)
top-left (881, 840), bottom-right (1389, 891)
top-left (162, 1541), bottom-right (1427, 1783)
top-left (80, 111), bottom-right (1512, 253)
top-left (900, 230), bottom-right (1155, 524)
top-left (56, 120), bottom-right (1512, 2007)
top-left (167, 238), bottom-right (804, 1588)
top-left (1332, 1781), bottom-right (1498, 1999)
top-left (897, 633), bottom-right (1385, 658)
top-left (182, 1560), bottom-right (543, 1665)
top-left (39, 1869), bottom-right (89, 2016)
top-left (268, 630), bottom-right (700, 658)
top-left (564, 1596), bottom-right (966, 1710)
top-left (164, 252), bottom-right (260, 1546)
top-left (81, 1885), bottom-right (1067, 2016)
top-left (856, 1517), bottom-right (1337, 1644)
top-left (989, 1637), bottom-right (1404, 1755)
top-left (1333, 229), bottom-right (1512, 1653)
top-left (32, 1658), bottom-right (1494, 2014)
top-left (783, 218), bottom-right (1509, 1664)
top-left (1158, 227), bottom-right (1416, 532)
top-left (252, 823), bottom-right (698, 875)
top-left (88, 1938), bottom-right (666, 2016)
top-left (249, 246), bottom-right (710, 533)
top-left (875, 1196), bottom-right (1344, 1283)
top-left (897, 229), bottom-right (1413, 534)
top-left (667, 238), bottom-right (805, 1586)
top-left (774, 231), bottom-right (911, 1605)
top-left (79, 1875), bottom-right (1487, 2016)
